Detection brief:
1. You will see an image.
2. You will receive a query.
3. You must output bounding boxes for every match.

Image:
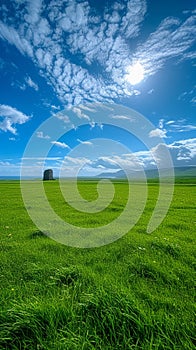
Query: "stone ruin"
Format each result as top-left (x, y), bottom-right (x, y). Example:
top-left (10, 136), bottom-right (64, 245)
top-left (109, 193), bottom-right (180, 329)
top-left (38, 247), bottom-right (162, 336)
top-left (43, 169), bottom-right (54, 181)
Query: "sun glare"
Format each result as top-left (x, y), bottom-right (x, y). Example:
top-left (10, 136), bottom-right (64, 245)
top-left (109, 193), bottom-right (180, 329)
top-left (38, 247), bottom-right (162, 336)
top-left (126, 62), bottom-right (144, 85)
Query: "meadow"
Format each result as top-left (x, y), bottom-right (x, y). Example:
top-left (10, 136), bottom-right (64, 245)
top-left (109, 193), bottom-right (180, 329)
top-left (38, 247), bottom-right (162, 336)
top-left (0, 180), bottom-right (195, 349)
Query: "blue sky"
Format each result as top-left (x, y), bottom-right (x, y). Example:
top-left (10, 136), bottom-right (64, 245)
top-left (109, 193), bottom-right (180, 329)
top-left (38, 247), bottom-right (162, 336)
top-left (0, 0), bottom-right (195, 177)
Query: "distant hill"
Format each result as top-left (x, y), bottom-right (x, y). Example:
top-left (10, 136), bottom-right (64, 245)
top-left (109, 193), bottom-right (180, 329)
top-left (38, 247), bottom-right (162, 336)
top-left (173, 166), bottom-right (196, 177)
top-left (97, 166), bottom-right (196, 180)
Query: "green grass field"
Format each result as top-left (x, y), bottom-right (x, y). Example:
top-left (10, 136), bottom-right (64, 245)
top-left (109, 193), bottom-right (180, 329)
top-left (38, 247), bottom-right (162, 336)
top-left (0, 180), bottom-right (195, 349)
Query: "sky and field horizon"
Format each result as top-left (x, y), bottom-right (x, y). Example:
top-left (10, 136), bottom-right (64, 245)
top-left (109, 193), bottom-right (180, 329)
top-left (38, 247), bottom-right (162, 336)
top-left (0, 0), bottom-right (195, 178)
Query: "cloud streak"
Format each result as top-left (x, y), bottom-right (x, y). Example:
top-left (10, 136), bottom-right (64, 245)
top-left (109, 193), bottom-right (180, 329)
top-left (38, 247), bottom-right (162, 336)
top-left (51, 141), bottom-right (70, 149)
top-left (77, 139), bottom-right (93, 146)
top-left (25, 76), bottom-right (39, 91)
top-left (134, 16), bottom-right (196, 76)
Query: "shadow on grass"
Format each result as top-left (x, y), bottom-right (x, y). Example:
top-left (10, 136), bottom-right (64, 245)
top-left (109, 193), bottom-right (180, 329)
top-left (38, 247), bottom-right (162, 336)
top-left (151, 241), bottom-right (181, 259)
top-left (29, 231), bottom-right (48, 239)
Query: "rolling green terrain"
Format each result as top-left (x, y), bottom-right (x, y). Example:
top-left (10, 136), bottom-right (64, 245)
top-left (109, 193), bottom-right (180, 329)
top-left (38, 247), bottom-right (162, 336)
top-left (0, 180), bottom-right (195, 349)
top-left (97, 166), bottom-right (196, 181)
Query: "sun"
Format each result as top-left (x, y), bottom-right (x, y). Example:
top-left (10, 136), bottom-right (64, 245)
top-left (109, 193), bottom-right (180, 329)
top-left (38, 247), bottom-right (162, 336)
top-left (126, 62), bottom-right (144, 85)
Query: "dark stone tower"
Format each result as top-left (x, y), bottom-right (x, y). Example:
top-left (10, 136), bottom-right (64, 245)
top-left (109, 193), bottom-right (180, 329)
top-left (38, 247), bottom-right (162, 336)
top-left (43, 169), bottom-right (54, 181)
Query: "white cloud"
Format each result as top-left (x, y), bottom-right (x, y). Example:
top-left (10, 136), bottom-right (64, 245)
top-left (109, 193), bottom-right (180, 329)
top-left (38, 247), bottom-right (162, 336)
top-left (178, 91), bottom-right (188, 101)
top-left (159, 119), bottom-right (164, 129)
top-left (72, 107), bottom-right (90, 120)
top-left (166, 120), bottom-right (175, 125)
top-left (55, 112), bottom-right (70, 123)
top-left (64, 156), bottom-right (91, 166)
top-left (24, 0), bottom-right (43, 25)
top-left (11, 80), bottom-right (26, 91)
top-left (25, 76), bottom-right (39, 91)
top-left (9, 137), bottom-right (16, 141)
top-left (178, 86), bottom-right (196, 103)
top-left (77, 139), bottom-right (93, 146)
top-left (111, 115), bottom-right (132, 120)
top-left (36, 131), bottom-right (50, 139)
top-left (51, 105), bottom-right (60, 110)
top-left (51, 141), bottom-right (70, 149)
top-left (152, 138), bottom-right (196, 167)
top-left (22, 157), bottom-right (62, 161)
top-left (149, 128), bottom-right (167, 138)
top-left (133, 89), bottom-right (141, 96)
top-left (0, 104), bottom-right (30, 134)
top-left (173, 124), bottom-right (196, 132)
top-left (0, 161), bottom-right (11, 166)
top-left (90, 154), bottom-right (142, 171)
top-left (80, 105), bottom-right (96, 113)
top-left (91, 156), bottom-right (120, 169)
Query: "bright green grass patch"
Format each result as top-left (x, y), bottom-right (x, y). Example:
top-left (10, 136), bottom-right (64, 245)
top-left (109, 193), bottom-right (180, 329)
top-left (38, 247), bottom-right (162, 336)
top-left (0, 180), bottom-right (195, 349)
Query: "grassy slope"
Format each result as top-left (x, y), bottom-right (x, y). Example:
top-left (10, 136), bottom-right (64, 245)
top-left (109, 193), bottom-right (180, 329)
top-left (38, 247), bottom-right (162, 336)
top-left (0, 180), bottom-right (195, 349)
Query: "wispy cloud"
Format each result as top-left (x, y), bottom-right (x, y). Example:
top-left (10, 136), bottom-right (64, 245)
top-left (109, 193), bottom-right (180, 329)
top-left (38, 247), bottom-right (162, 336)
top-left (90, 154), bottom-right (142, 170)
top-left (191, 96), bottom-right (196, 104)
top-left (9, 137), bottom-right (16, 141)
top-left (55, 112), bottom-right (70, 123)
top-left (0, 104), bottom-right (30, 134)
top-left (158, 119), bottom-right (164, 129)
top-left (11, 80), bottom-right (26, 91)
top-left (91, 157), bottom-right (120, 170)
top-left (166, 120), bottom-right (175, 125)
top-left (77, 139), bottom-right (93, 146)
top-left (134, 16), bottom-right (196, 76)
top-left (156, 118), bottom-right (196, 134)
top-left (171, 124), bottom-right (196, 132)
top-left (10, 73), bottom-right (39, 93)
top-left (51, 105), bottom-right (60, 110)
top-left (0, 1), bottom-right (195, 106)
top-left (111, 114), bottom-right (132, 120)
top-left (72, 107), bottom-right (90, 120)
top-left (51, 141), bottom-right (70, 149)
top-left (178, 86), bottom-right (196, 104)
top-left (22, 157), bottom-right (62, 161)
top-left (25, 75), bottom-right (39, 91)
top-left (36, 131), bottom-right (50, 139)
top-left (0, 21), bottom-right (33, 57)
top-left (64, 156), bottom-right (91, 166)
top-left (0, 161), bottom-right (11, 166)
top-left (166, 119), bottom-right (196, 133)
